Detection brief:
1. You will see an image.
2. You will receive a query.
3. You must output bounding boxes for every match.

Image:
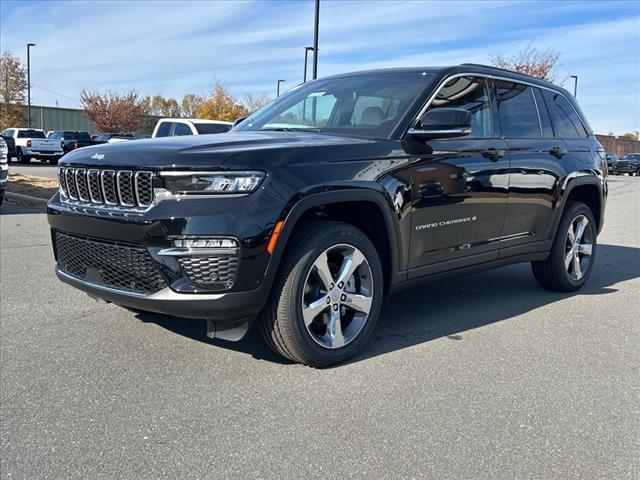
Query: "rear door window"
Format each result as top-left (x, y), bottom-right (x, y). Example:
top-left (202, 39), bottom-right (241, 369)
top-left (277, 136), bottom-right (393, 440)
top-left (494, 81), bottom-right (541, 138)
top-left (173, 123), bottom-right (193, 136)
top-left (541, 90), bottom-right (588, 139)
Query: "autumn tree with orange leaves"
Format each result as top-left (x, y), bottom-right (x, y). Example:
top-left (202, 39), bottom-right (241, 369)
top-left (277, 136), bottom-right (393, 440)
top-left (80, 90), bottom-right (145, 133)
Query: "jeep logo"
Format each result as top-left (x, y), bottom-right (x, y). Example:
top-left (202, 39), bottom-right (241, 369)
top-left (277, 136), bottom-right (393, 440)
top-left (91, 153), bottom-right (105, 160)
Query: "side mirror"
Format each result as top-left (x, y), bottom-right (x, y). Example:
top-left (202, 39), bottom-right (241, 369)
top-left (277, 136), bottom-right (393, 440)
top-left (232, 116), bottom-right (248, 128)
top-left (408, 108), bottom-right (472, 139)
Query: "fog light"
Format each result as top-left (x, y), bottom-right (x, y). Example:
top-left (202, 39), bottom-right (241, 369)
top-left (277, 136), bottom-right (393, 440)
top-left (173, 238), bottom-right (238, 248)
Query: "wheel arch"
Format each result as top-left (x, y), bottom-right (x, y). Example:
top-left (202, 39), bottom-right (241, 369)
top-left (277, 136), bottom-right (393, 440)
top-left (268, 188), bottom-right (405, 294)
top-left (551, 175), bottom-right (605, 239)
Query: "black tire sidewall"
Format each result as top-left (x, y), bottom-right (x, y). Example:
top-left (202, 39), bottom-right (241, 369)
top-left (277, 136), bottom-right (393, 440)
top-left (282, 224), bottom-right (383, 366)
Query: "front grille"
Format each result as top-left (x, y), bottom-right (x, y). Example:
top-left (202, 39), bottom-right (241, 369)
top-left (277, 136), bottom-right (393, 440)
top-left (58, 167), bottom-right (154, 210)
top-left (55, 232), bottom-right (167, 294)
top-left (179, 255), bottom-right (239, 290)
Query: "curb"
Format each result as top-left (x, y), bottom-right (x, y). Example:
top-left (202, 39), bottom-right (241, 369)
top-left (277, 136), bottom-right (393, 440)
top-left (5, 191), bottom-right (50, 207)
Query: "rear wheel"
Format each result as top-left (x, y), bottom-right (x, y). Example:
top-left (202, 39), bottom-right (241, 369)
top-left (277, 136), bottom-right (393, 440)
top-left (532, 201), bottom-right (597, 292)
top-left (260, 221), bottom-right (383, 367)
top-left (17, 149), bottom-right (30, 164)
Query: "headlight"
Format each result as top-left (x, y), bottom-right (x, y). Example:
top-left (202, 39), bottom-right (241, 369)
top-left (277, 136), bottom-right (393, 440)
top-left (161, 171), bottom-right (265, 195)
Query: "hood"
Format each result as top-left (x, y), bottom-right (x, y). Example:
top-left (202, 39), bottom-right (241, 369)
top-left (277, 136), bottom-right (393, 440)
top-left (59, 131), bottom-right (375, 170)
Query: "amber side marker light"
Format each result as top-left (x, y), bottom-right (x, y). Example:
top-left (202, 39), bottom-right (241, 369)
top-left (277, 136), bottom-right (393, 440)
top-left (267, 220), bottom-right (285, 254)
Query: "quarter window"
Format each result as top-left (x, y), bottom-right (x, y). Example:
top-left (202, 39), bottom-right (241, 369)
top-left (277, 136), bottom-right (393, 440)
top-left (495, 81), bottom-right (540, 138)
top-left (541, 90), bottom-right (588, 139)
top-left (427, 76), bottom-right (492, 138)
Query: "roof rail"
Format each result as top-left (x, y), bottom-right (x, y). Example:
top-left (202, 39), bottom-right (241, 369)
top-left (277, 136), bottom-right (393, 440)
top-left (459, 63), bottom-right (543, 81)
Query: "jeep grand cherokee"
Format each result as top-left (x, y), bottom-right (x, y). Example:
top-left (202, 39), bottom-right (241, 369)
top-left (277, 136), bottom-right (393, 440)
top-left (48, 64), bottom-right (606, 366)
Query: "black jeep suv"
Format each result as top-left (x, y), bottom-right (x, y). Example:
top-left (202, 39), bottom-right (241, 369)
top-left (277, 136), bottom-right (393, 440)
top-left (48, 64), bottom-right (606, 366)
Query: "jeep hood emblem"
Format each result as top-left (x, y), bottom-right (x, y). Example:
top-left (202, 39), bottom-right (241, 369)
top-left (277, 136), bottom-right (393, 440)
top-left (91, 153), bottom-right (105, 160)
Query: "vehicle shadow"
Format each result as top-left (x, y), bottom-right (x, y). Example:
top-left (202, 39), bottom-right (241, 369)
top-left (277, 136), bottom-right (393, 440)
top-left (135, 243), bottom-right (639, 367)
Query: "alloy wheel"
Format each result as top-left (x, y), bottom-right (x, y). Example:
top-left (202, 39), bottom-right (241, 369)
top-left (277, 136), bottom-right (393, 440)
top-left (301, 244), bottom-right (374, 349)
top-left (564, 214), bottom-right (593, 281)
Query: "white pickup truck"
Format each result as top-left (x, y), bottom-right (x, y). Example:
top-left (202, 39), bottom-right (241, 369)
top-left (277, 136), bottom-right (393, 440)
top-left (1, 128), bottom-right (64, 164)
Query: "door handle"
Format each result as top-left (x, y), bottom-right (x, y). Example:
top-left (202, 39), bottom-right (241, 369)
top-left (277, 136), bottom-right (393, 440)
top-left (482, 149), bottom-right (505, 162)
top-left (549, 146), bottom-right (568, 159)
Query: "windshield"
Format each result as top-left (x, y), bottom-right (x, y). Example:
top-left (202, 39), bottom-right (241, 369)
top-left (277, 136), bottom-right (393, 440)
top-left (234, 71), bottom-right (434, 138)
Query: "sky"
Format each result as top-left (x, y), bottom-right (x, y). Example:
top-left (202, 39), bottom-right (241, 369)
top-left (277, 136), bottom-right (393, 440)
top-left (1, 0), bottom-right (639, 134)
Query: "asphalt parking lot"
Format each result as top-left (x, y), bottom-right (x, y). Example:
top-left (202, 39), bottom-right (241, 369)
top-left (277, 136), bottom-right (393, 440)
top-left (1, 175), bottom-right (638, 480)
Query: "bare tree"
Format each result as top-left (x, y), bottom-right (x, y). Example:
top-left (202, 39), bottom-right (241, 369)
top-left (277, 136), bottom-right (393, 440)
top-left (490, 45), bottom-right (560, 82)
top-left (0, 51), bottom-right (28, 129)
top-left (180, 94), bottom-right (205, 118)
top-left (80, 90), bottom-right (145, 133)
top-left (241, 93), bottom-right (272, 114)
top-left (142, 94), bottom-right (182, 117)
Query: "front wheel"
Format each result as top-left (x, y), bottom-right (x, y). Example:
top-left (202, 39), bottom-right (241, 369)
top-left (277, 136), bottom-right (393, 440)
top-left (532, 201), bottom-right (597, 292)
top-left (260, 221), bottom-right (383, 367)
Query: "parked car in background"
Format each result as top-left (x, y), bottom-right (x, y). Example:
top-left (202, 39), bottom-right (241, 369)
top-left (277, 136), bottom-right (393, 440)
top-left (48, 131), bottom-right (100, 154)
top-left (615, 153), bottom-right (640, 176)
top-left (152, 118), bottom-right (233, 138)
top-left (1, 128), bottom-right (63, 164)
top-left (605, 153), bottom-right (619, 174)
top-left (0, 137), bottom-right (8, 206)
top-left (94, 133), bottom-right (135, 144)
top-left (0, 129), bottom-right (16, 159)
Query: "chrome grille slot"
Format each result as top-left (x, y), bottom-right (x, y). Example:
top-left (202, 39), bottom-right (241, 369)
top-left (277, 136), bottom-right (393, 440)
top-left (101, 170), bottom-right (118, 205)
top-left (57, 167), bottom-right (155, 210)
top-left (75, 168), bottom-right (90, 202)
top-left (87, 169), bottom-right (102, 203)
top-left (65, 168), bottom-right (78, 200)
top-left (116, 171), bottom-right (135, 206)
top-left (58, 168), bottom-right (68, 197)
top-left (134, 171), bottom-right (153, 207)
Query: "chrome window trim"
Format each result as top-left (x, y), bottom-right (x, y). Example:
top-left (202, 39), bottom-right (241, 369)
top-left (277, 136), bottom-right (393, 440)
top-left (407, 72), bottom-right (590, 139)
top-left (529, 86), bottom-right (544, 138)
top-left (116, 170), bottom-right (135, 207)
top-left (101, 170), bottom-right (117, 205)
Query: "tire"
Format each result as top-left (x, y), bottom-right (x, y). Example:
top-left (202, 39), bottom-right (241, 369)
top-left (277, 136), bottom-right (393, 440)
top-left (259, 221), bottom-right (383, 367)
top-left (532, 201), bottom-right (597, 292)
top-left (17, 149), bottom-right (30, 164)
top-left (48, 156), bottom-right (60, 165)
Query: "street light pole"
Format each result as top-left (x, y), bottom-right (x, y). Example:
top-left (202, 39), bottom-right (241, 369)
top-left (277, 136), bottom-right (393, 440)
top-left (570, 75), bottom-right (578, 97)
top-left (303, 46), bottom-right (314, 83)
top-left (27, 43), bottom-right (36, 128)
top-left (312, 0), bottom-right (319, 79)
top-left (276, 79), bottom-right (285, 97)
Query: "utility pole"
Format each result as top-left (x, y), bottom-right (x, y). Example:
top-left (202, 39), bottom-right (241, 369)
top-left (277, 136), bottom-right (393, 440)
top-left (312, 0), bottom-right (319, 79)
top-left (570, 75), bottom-right (578, 97)
top-left (303, 46), bottom-right (314, 83)
top-left (27, 43), bottom-right (36, 128)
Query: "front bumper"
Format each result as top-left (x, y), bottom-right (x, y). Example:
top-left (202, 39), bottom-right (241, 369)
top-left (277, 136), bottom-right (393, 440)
top-left (56, 267), bottom-right (268, 322)
top-left (615, 164), bottom-right (639, 173)
top-left (48, 187), bottom-right (283, 326)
